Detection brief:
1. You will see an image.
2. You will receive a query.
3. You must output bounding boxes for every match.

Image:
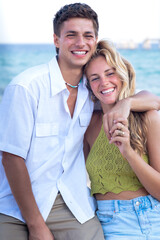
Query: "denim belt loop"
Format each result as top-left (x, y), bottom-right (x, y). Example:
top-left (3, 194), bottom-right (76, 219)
top-left (147, 195), bottom-right (156, 208)
top-left (114, 200), bottom-right (119, 213)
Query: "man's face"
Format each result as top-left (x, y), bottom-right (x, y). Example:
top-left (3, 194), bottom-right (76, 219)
top-left (54, 18), bottom-right (98, 70)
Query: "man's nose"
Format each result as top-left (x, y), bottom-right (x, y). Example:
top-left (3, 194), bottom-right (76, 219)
top-left (76, 36), bottom-right (85, 47)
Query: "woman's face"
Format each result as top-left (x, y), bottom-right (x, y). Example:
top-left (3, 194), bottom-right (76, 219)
top-left (86, 55), bottom-right (122, 111)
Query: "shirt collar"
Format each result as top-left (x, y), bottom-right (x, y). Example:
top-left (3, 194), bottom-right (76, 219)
top-left (48, 56), bottom-right (87, 97)
top-left (48, 56), bottom-right (66, 97)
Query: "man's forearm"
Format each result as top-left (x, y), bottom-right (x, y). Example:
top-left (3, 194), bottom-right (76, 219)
top-left (129, 90), bottom-right (160, 111)
top-left (103, 90), bottom-right (160, 139)
top-left (2, 152), bottom-right (54, 239)
top-left (2, 152), bottom-right (45, 228)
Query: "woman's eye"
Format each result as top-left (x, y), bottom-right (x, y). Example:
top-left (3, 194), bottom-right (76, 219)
top-left (91, 77), bottom-right (99, 82)
top-left (107, 72), bottom-right (114, 77)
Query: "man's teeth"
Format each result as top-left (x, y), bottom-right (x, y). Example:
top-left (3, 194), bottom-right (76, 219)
top-left (73, 51), bottom-right (86, 55)
top-left (102, 88), bottom-right (114, 94)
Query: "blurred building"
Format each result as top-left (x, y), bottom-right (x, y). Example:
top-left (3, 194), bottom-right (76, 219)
top-left (116, 39), bottom-right (160, 50)
top-left (142, 39), bottom-right (160, 49)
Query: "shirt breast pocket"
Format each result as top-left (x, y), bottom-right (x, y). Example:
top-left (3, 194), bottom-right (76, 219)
top-left (36, 123), bottom-right (58, 137)
top-left (34, 123), bottom-right (59, 163)
top-left (30, 123), bottom-right (59, 164)
top-left (79, 113), bottom-right (92, 127)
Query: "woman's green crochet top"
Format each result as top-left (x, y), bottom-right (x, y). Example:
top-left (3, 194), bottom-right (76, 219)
top-left (86, 124), bottom-right (149, 196)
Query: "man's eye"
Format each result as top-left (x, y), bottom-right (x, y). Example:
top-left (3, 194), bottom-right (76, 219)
top-left (85, 35), bottom-right (94, 39)
top-left (67, 34), bottom-right (75, 37)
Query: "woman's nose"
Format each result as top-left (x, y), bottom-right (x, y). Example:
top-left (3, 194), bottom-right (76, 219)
top-left (100, 76), bottom-right (108, 85)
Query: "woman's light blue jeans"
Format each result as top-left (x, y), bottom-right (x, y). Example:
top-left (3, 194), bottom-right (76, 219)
top-left (96, 195), bottom-right (160, 239)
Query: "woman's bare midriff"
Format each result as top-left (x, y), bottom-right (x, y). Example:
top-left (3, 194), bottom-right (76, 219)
top-left (95, 188), bottom-right (149, 200)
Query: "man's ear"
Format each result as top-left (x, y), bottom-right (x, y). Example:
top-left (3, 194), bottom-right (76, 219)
top-left (95, 36), bottom-right (98, 45)
top-left (53, 33), bottom-right (59, 48)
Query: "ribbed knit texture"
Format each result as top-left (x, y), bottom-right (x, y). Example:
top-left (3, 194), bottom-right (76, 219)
top-left (86, 125), bottom-right (148, 196)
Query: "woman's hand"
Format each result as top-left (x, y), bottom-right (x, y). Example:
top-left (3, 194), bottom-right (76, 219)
top-left (103, 98), bottom-right (131, 140)
top-left (107, 118), bottom-right (132, 157)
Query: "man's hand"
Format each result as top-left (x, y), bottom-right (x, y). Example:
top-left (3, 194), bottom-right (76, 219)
top-left (28, 220), bottom-right (54, 240)
top-left (103, 98), bottom-right (131, 140)
top-left (103, 90), bottom-right (160, 140)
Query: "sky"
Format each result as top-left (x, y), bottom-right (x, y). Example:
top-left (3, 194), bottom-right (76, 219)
top-left (0, 0), bottom-right (160, 44)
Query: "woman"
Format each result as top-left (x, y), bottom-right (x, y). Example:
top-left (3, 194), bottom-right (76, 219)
top-left (84, 40), bottom-right (160, 239)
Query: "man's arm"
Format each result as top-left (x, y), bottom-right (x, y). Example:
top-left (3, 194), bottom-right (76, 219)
top-left (2, 152), bottom-right (54, 240)
top-left (103, 90), bottom-right (160, 139)
top-left (128, 90), bottom-right (160, 112)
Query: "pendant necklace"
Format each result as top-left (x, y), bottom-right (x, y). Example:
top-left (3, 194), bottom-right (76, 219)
top-left (65, 78), bottom-right (82, 89)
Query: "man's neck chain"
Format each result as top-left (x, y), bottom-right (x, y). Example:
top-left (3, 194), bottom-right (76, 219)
top-left (65, 78), bottom-right (82, 89)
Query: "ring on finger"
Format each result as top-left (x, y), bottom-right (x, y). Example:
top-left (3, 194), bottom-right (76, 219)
top-left (118, 127), bottom-right (123, 131)
top-left (117, 130), bottom-right (125, 136)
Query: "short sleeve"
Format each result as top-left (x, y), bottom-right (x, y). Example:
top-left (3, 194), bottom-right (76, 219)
top-left (0, 84), bottom-right (37, 159)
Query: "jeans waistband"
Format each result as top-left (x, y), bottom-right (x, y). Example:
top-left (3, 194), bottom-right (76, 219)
top-left (97, 195), bottom-right (160, 212)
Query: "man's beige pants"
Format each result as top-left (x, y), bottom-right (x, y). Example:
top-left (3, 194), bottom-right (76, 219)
top-left (0, 194), bottom-right (105, 240)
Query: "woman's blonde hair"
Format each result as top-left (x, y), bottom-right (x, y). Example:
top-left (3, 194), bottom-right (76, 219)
top-left (84, 39), bottom-right (147, 156)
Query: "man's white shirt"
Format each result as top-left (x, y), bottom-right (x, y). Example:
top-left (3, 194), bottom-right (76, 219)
top-left (0, 56), bottom-right (96, 224)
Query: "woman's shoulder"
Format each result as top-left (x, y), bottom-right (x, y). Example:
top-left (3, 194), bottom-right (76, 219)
top-left (143, 110), bottom-right (160, 141)
top-left (145, 110), bottom-right (160, 125)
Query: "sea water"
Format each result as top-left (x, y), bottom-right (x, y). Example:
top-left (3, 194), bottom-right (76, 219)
top-left (0, 44), bottom-right (160, 102)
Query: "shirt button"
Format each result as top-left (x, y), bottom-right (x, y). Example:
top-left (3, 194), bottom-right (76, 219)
top-left (136, 201), bottom-right (140, 206)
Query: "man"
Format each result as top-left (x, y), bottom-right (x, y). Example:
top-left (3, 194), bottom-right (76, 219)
top-left (0, 3), bottom-right (160, 240)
